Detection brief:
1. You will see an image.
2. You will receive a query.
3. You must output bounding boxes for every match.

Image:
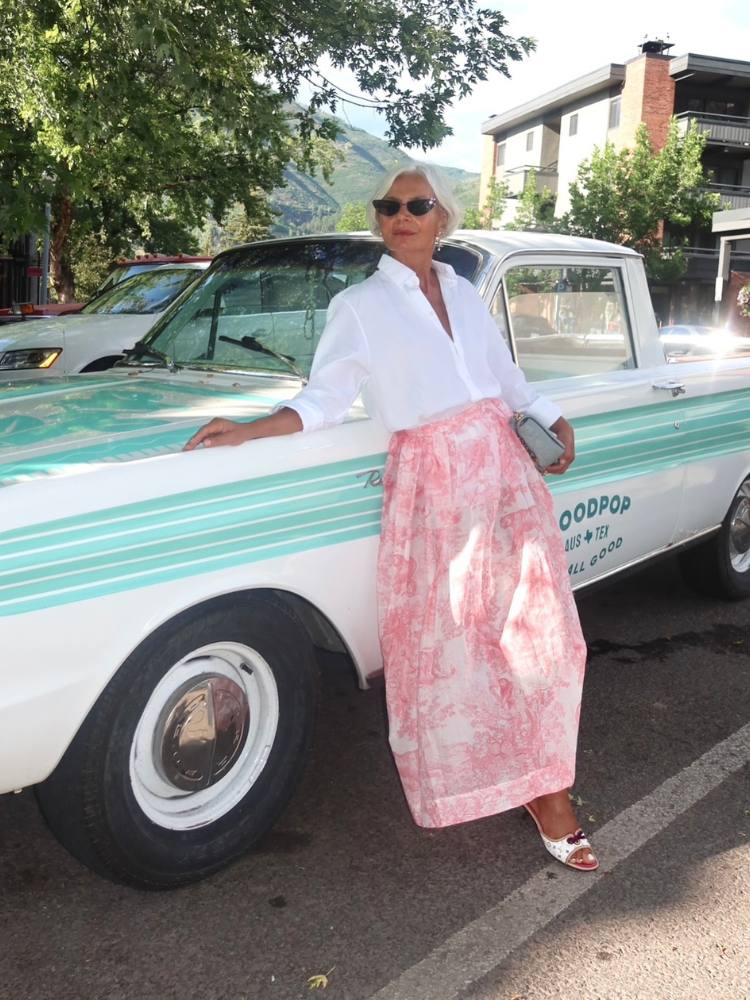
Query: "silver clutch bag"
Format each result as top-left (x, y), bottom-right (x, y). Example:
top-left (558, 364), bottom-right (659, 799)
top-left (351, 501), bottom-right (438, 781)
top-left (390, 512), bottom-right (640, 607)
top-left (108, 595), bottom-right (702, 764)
top-left (511, 412), bottom-right (565, 470)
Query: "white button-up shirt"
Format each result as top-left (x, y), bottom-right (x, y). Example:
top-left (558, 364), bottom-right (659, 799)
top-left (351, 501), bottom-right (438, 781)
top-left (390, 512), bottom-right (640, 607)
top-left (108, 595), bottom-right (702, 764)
top-left (281, 254), bottom-right (561, 433)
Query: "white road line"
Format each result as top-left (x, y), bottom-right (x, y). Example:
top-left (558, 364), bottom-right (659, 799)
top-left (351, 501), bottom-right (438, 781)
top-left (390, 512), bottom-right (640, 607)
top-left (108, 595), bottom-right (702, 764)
top-left (368, 719), bottom-right (750, 1000)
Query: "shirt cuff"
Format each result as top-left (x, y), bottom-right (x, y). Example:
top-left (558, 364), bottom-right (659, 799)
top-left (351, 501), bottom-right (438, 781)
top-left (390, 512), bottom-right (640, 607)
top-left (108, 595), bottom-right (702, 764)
top-left (523, 396), bottom-right (562, 428)
top-left (271, 398), bottom-right (324, 433)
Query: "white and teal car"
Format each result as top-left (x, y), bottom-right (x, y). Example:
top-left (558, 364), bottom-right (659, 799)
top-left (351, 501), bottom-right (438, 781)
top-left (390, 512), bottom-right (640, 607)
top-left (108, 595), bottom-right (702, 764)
top-left (2, 233), bottom-right (749, 888)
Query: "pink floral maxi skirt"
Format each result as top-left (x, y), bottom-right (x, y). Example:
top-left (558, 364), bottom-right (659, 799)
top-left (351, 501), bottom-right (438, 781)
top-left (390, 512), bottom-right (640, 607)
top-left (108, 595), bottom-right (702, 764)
top-left (377, 398), bottom-right (587, 828)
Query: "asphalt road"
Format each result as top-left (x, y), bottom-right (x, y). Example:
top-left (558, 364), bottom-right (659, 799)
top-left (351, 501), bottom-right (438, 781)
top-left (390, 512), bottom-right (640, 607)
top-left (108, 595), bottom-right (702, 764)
top-left (1, 557), bottom-right (749, 1000)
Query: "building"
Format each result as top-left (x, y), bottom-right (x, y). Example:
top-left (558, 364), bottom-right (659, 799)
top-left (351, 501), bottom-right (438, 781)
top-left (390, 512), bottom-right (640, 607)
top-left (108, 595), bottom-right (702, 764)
top-left (480, 42), bottom-right (750, 322)
top-left (0, 236), bottom-right (38, 310)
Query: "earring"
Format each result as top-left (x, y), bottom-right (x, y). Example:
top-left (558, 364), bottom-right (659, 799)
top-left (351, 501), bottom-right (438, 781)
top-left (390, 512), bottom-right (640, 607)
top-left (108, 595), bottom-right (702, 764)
top-left (435, 230), bottom-right (444, 251)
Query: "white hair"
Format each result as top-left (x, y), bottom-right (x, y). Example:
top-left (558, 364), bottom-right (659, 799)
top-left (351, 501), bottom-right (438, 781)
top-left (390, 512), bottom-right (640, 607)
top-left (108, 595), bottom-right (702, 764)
top-left (366, 163), bottom-right (462, 238)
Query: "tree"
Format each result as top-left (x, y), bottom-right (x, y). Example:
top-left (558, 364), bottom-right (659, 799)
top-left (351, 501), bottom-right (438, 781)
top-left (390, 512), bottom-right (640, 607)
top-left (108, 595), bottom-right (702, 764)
top-left (463, 177), bottom-right (509, 229)
top-left (0, 1), bottom-right (533, 299)
top-left (563, 120), bottom-right (720, 280)
top-left (504, 170), bottom-right (556, 232)
top-left (200, 200), bottom-right (275, 255)
top-left (336, 202), bottom-right (368, 232)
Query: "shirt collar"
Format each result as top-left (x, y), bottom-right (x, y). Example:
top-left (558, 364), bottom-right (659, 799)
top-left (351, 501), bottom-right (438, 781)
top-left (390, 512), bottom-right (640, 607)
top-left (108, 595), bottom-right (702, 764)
top-left (377, 253), bottom-right (458, 290)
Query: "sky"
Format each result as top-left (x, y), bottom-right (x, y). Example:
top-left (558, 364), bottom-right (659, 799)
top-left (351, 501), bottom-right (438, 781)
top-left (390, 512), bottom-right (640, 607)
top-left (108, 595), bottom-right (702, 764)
top-left (313, 0), bottom-right (750, 173)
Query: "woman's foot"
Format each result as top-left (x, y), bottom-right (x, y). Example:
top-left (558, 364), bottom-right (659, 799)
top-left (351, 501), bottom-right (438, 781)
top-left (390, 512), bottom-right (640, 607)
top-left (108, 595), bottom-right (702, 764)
top-left (524, 790), bottom-right (598, 870)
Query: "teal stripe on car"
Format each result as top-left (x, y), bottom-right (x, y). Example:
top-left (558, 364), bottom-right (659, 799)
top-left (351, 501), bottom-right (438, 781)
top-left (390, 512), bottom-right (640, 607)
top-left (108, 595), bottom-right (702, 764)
top-left (0, 454), bottom-right (387, 616)
top-left (549, 388), bottom-right (750, 495)
top-left (2, 389), bottom-right (750, 617)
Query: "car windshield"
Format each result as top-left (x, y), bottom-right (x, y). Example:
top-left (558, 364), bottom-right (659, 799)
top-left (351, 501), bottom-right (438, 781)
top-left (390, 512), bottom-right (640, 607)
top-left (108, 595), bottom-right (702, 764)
top-left (82, 268), bottom-right (201, 316)
top-left (97, 264), bottom-right (159, 294)
top-left (143, 238), bottom-right (482, 378)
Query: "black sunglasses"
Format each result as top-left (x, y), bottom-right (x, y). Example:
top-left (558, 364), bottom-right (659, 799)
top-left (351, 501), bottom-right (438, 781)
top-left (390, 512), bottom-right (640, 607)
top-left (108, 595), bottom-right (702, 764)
top-left (372, 197), bottom-right (438, 217)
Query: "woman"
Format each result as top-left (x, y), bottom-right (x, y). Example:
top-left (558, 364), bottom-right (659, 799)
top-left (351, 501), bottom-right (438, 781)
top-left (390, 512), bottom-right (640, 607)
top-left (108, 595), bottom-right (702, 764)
top-left (185, 165), bottom-right (597, 871)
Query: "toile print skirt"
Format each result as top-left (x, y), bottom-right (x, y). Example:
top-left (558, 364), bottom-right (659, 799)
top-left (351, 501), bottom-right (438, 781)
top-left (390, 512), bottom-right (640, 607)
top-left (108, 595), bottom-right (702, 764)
top-left (376, 397), bottom-right (587, 828)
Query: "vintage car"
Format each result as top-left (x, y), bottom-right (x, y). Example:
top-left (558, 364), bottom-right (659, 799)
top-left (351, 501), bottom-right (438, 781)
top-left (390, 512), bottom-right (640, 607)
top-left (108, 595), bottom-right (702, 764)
top-left (0, 263), bottom-right (208, 378)
top-left (1, 232), bottom-right (749, 888)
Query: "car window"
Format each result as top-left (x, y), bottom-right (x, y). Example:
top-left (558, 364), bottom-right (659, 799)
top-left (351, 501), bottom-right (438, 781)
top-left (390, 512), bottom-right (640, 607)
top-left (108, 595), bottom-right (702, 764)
top-left (433, 243), bottom-right (483, 282)
top-left (145, 241), bottom-right (380, 376)
top-left (489, 283), bottom-right (512, 348)
top-left (83, 268), bottom-right (201, 315)
top-left (501, 264), bottom-right (635, 381)
top-left (144, 240), bottom-right (483, 377)
top-left (97, 264), bottom-right (158, 293)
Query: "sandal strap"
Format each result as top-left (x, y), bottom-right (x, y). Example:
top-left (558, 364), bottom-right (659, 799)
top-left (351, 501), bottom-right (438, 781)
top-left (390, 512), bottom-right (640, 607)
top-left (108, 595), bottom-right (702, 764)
top-left (538, 828), bottom-right (593, 865)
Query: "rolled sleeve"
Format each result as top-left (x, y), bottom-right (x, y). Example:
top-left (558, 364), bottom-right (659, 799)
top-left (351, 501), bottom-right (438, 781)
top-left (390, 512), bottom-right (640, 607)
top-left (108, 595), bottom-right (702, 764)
top-left (523, 394), bottom-right (562, 428)
top-left (484, 310), bottom-right (562, 428)
top-left (274, 294), bottom-right (370, 433)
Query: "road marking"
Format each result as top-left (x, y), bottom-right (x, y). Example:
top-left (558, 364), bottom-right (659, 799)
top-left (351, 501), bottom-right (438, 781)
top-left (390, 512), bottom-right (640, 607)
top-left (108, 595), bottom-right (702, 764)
top-left (368, 719), bottom-right (750, 1000)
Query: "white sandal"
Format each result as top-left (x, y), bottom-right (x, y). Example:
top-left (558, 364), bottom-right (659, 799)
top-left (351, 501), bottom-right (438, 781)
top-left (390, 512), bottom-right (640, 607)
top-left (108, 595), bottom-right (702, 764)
top-left (523, 803), bottom-right (599, 871)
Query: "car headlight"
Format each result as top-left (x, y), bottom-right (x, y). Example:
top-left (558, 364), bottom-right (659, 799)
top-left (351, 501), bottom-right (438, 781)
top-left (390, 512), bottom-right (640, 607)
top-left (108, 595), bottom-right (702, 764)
top-left (0, 347), bottom-right (62, 370)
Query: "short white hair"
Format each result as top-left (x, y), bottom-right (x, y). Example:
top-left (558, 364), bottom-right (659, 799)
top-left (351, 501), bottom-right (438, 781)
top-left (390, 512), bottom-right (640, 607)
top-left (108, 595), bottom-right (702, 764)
top-left (366, 163), bottom-right (462, 238)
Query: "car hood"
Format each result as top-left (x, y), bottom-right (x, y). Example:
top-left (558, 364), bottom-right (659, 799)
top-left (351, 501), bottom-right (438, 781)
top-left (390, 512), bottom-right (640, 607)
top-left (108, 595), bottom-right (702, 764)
top-left (0, 313), bottom-right (156, 352)
top-left (0, 369), bottom-right (294, 488)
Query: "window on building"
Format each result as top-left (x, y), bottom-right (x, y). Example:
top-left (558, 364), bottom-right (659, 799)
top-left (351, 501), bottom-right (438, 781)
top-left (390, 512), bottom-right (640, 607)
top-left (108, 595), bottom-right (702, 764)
top-left (685, 96), bottom-right (742, 117)
top-left (502, 264), bottom-right (635, 382)
top-left (608, 97), bottom-right (621, 129)
top-left (526, 130), bottom-right (534, 151)
top-left (706, 98), bottom-right (741, 117)
top-left (568, 114), bottom-right (578, 137)
top-left (496, 142), bottom-right (506, 168)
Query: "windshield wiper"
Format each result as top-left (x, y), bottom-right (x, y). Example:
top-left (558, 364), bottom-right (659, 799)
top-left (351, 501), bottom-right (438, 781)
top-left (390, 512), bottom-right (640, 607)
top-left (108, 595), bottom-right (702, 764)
top-left (218, 334), bottom-right (306, 380)
top-left (122, 340), bottom-right (178, 371)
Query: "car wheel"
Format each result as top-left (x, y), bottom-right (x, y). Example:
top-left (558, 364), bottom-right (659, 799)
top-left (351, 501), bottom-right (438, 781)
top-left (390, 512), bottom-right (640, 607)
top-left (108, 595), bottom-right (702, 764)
top-left (35, 593), bottom-right (317, 889)
top-left (680, 477), bottom-right (750, 601)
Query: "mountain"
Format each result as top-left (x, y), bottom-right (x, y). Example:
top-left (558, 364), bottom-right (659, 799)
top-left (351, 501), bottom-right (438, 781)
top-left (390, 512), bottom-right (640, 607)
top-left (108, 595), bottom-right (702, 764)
top-left (268, 117), bottom-right (480, 235)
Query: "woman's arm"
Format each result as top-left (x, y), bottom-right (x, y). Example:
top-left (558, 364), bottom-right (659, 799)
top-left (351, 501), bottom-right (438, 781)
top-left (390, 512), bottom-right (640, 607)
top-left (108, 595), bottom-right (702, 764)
top-left (184, 293), bottom-right (370, 451)
top-left (477, 290), bottom-right (575, 473)
top-left (183, 407), bottom-right (303, 451)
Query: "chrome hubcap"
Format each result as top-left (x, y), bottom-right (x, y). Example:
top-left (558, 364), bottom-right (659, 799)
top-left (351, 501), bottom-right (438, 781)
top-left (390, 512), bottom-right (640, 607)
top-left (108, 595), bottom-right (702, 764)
top-left (157, 674), bottom-right (250, 792)
top-left (130, 642), bottom-right (279, 831)
top-left (729, 484), bottom-right (750, 574)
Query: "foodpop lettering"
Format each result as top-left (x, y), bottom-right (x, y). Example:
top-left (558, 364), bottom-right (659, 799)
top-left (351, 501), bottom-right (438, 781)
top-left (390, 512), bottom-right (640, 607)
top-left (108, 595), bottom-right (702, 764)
top-left (558, 494), bottom-right (631, 532)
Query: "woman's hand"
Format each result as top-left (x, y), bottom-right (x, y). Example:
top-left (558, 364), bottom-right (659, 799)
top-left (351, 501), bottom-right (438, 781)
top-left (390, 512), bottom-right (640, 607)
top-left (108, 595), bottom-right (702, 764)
top-left (183, 408), bottom-right (304, 451)
top-left (183, 418), bottom-right (254, 451)
top-left (545, 416), bottom-right (575, 475)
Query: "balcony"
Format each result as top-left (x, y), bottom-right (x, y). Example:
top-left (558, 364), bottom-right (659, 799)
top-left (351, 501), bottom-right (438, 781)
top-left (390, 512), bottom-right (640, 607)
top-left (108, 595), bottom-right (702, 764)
top-left (676, 111), bottom-right (750, 149)
top-left (709, 183), bottom-right (750, 210)
top-left (682, 246), bottom-right (750, 282)
top-left (500, 164), bottom-right (558, 198)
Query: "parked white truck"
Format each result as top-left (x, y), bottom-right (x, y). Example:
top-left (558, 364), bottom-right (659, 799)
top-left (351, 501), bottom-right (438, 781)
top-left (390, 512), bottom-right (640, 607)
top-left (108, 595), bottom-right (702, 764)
top-left (1, 232), bottom-right (749, 888)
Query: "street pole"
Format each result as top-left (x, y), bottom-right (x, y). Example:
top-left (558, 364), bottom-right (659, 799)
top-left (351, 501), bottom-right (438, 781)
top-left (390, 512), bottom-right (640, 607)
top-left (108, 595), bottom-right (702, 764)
top-left (40, 203), bottom-right (51, 305)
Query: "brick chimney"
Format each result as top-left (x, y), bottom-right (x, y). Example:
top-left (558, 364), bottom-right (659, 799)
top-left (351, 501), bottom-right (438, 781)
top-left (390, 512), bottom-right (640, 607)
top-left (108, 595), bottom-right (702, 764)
top-left (615, 42), bottom-right (676, 152)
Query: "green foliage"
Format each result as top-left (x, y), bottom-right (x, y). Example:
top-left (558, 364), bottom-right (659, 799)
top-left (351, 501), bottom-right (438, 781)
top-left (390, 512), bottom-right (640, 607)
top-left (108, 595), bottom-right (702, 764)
top-left (738, 283), bottom-right (750, 319)
top-left (336, 203), bottom-right (369, 232)
top-left (463, 177), bottom-right (508, 229)
top-left (0, 1), bottom-right (531, 298)
top-left (67, 225), bottom-right (115, 300)
top-left (199, 201), bottom-right (275, 254)
top-left (505, 170), bottom-right (557, 232)
top-left (563, 120), bottom-right (720, 280)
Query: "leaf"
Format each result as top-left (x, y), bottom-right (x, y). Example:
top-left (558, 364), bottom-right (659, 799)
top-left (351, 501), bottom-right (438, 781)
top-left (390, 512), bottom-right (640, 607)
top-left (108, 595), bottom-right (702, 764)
top-left (307, 967), bottom-right (336, 990)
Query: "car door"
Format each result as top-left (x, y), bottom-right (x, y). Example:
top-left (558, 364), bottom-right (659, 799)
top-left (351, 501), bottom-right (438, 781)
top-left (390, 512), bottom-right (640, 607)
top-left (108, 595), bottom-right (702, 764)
top-left (490, 252), bottom-right (686, 589)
